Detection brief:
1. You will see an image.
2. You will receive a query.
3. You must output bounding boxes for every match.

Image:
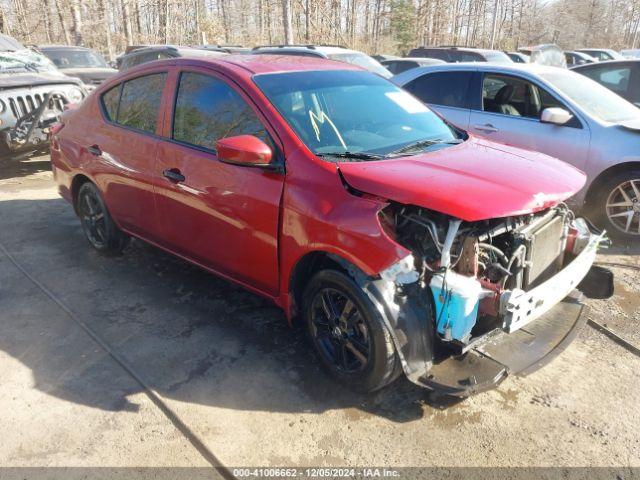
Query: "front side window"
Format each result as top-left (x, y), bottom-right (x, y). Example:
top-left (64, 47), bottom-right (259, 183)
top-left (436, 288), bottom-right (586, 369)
top-left (172, 72), bottom-right (268, 151)
top-left (254, 70), bottom-right (459, 158)
top-left (405, 71), bottom-right (472, 108)
top-left (482, 74), bottom-right (565, 119)
top-left (117, 73), bottom-right (166, 133)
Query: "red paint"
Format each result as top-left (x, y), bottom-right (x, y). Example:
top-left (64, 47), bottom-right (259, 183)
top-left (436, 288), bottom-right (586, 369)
top-left (338, 137), bottom-right (586, 222)
top-left (51, 55), bottom-right (586, 320)
top-left (216, 135), bottom-right (273, 166)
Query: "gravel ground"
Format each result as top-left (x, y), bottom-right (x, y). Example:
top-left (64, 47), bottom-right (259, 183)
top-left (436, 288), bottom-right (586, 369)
top-left (0, 154), bottom-right (638, 476)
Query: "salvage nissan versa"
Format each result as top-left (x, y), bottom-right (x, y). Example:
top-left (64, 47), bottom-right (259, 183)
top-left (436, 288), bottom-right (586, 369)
top-left (50, 56), bottom-right (612, 396)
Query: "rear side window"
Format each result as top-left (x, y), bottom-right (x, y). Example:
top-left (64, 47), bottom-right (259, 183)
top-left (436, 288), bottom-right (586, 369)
top-left (581, 66), bottom-right (631, 94)
top-left (117, 73), bottom-right (166, 133)
top-left (405, 71), bottom-right (472, 108)
top-left (172, 72), bottom-right (268, 151)
top-left (101, 84), bottom-right (120, 121)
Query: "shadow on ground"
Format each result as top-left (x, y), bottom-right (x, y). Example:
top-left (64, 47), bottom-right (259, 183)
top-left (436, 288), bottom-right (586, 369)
top-left (0, 196), bottom-right (466, 424)
top-left (0, 152), bottom-right (51, 181)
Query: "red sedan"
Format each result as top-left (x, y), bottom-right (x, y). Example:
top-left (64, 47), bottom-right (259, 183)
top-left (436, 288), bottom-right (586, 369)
top-left (51, 55), bottom-right (611, 396)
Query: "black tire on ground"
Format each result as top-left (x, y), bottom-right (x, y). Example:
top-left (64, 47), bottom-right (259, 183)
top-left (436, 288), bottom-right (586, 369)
top-left (76, 182), bottom-right (129, 254)
top-left (302, 269), bottom-right (401, 392)
top-left (587, 168), bottom-right (640, 242)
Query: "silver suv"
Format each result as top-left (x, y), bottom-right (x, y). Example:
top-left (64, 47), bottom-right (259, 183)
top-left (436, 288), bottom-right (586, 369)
top-left (394, 62), bottom-right (640, 240)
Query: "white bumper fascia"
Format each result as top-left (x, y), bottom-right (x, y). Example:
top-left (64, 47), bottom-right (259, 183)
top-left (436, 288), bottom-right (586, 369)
top-left (500, 231), bottom-right (603, 333)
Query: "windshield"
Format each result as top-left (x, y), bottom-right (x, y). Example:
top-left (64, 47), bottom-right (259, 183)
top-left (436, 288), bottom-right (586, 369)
top-left (541, 70), bottom-right (640, 123)
top-left (254, 70), bottom-right (459, 158)
top-left (484, 51), bottom-right (513, 64)
top-left (0, 49), bottom-right (59, 73)
top-left (44, 49), bottom-right (108, 68)
top-left (327, 52), bottom-right (392, 78)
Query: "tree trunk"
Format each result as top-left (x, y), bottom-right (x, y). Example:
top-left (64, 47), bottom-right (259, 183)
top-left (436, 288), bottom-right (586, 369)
top-left (99, 0), bottom-right (113, 60)
top-left (54, 0), bottom-right (72, 45)
top-left (70, 0), bottom-right (83, 45)
top-left (282, 0), bottom-right (294, 44)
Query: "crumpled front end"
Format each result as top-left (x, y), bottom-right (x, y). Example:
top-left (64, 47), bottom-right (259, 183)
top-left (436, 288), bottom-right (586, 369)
top-left (365, 203), bottom-right (612, 397)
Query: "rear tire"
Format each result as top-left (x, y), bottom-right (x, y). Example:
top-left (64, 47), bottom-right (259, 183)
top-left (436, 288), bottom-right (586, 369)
top-left (588, 169), bottom-right (640, 242)
top-left (76, 182), bottom-right (129, 254)
top-left (302, 269), bottom-right (401, 392)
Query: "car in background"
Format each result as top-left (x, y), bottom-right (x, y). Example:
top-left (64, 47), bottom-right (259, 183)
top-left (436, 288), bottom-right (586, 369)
top-left (251, 44), bottom-right (392, 78)
top-left (394, 62), bottom-right (640, 240)
top-left (565, 50), bottom-right (597, 67)
top-left (117, 45), bottom-right (227, 70)
top-left (50, 55), bottom-right (609, 397)
top-left (372, 54), bottom-right (399, 62)
top-left (518, 44), bottom-right (566, 67)
top-left (381, 57), bottom-right (444, 75)
top-left (621, 49), bottom-right (640, 59)
top-left (506, 51), bottom-right (529, 63)
top-left (197, 44), bottom-right (250, 54)
top-left (572, 59), bottom-right (640, 106)
top-left (576, 48), bottom-right (624, 61)
top-left (38, 45), bottom-right (117, 89)
top-left (0, 34), bottom-right (86, 157)
top-left (408, 46), bottom-right (513, 64)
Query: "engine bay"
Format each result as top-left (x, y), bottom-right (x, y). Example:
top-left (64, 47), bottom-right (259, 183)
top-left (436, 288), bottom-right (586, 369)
top-left (380, 202), bottom-right (591, 348)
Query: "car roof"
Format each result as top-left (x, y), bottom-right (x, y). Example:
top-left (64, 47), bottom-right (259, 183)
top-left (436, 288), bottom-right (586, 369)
top-left (412, 46), bottom-right (501, 55)
top-left (123, 54), bottom-right (362, 78)
top-left (392, 61), bottom-right (568, 84)
top-left (571, 58), bottom-right (639, 70)
top-left (252, 45), bottom-right (361, 56)
top-left (576, 48), bottom-right (615, 52)
top-left (0, 34), bottom-right (24, 51)
top-left (39, 44), bottom-right (91, 51)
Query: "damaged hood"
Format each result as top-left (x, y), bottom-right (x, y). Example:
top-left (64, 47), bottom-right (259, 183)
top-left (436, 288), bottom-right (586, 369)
top-left (338, 137), bottom-right (586, 221)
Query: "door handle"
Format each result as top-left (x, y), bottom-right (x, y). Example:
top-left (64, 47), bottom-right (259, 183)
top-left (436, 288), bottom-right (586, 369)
top-left (163, 168), bottom-right (185, 183)
top-left (87, 144), bottom-right (102, 156)
top-left (473, 124), bottom-right (499, 133)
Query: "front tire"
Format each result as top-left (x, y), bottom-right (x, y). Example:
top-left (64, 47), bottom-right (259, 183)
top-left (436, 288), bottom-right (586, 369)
top-left (76, 182), bottom-right (129, 254)
top-left (302, 269), bottom-right (401, 392)
top-left (589, 169), bottom-right (640, 242)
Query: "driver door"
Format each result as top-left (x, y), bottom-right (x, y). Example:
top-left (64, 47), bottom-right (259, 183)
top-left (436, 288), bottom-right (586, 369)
top-left (154, 69), bottom-right (285, 295)
top-left (469, 73), bottom-right (590, 172)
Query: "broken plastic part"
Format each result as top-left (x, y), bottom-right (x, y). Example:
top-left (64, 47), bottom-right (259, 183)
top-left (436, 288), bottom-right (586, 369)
top-left (440, 219), bottom-right (462, 267)
top-left (379, 254), bottom-right (419, 284)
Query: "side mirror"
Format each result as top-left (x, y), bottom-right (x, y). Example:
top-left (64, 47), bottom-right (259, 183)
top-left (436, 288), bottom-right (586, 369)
top-left (216, 135), bottom-right (275, 169)
top-left (540, 107), bottom-right (573, 125)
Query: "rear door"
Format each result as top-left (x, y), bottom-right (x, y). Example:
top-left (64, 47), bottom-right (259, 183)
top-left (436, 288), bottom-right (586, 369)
top-left (154, 68), bottom-right (285, 295)
top-left (468, 72), bottom-right (591, 171)
top-left (403, 70), bottom-right (475, 130)
top-left (93, 71), bottom-right (169, 240)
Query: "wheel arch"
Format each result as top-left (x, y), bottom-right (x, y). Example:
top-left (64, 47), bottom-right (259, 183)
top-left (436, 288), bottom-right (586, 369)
top-left (70, 173), bottom-right (93, 214)
top-left (584, 161), bottom-right (640, 209)
top-left (286, 250), bottom-right (359, 322)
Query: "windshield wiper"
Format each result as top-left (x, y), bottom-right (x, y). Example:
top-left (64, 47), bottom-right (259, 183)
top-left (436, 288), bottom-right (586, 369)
top-left (316, 151), bottom-right (384, 160)
top-left (386, 138), bottom-right (463, 157)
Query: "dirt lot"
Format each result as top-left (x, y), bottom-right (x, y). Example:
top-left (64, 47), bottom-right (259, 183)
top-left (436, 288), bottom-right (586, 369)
top-left (1, 154), bottom-right (639, 475)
